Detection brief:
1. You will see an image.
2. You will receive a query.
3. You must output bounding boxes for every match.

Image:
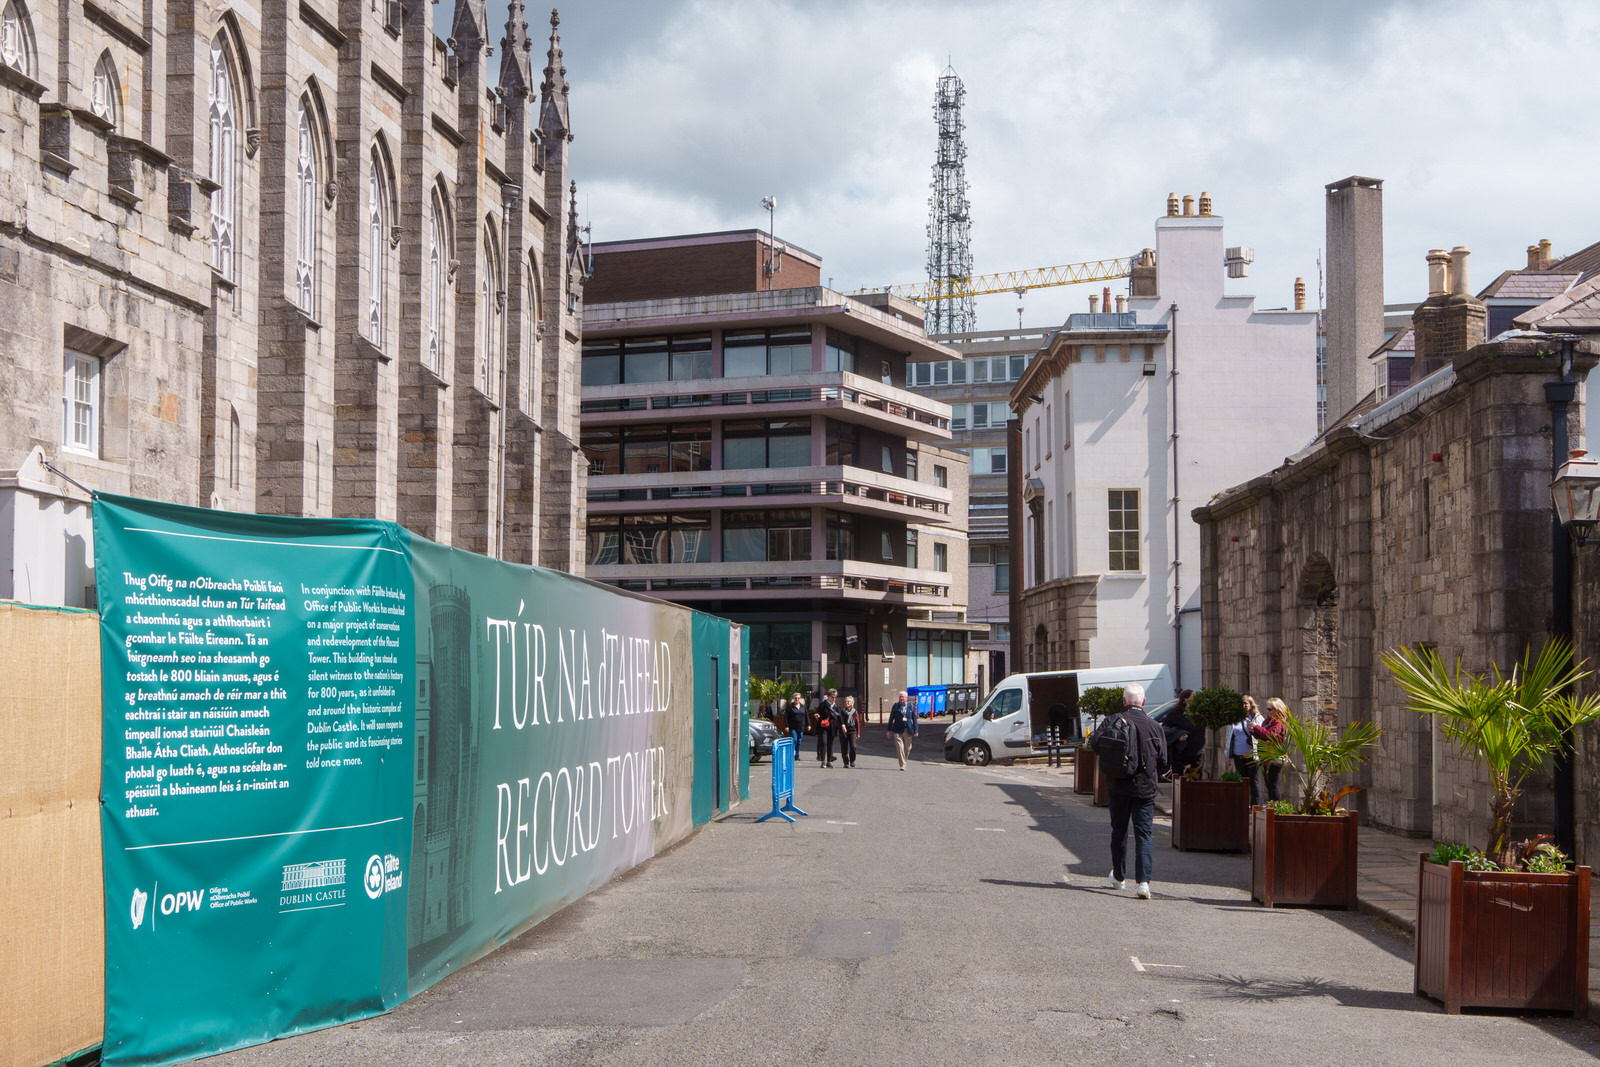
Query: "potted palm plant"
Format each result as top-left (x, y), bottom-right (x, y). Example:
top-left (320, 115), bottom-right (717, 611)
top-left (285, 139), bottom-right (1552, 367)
top-left (1076, 686), bottom-right (1122, 803)
top-left (1251, 707), bottom-right (1380, 908)
top-left (1171, 687), bottom-right (1252, 852)
top-left (1384, 640), bottom-right (1599, 1016)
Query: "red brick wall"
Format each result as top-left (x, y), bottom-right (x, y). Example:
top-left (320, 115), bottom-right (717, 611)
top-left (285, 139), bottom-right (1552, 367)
top-left (587, 240), bottom-right (821, 304)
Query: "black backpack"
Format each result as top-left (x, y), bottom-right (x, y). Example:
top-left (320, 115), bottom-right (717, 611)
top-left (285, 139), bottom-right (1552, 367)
top-left (1090, 712), bottom-right (1142, 780)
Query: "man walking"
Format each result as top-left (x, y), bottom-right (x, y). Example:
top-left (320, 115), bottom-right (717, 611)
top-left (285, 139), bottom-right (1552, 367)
top-left (1103, 682), bottom-right (1167, 900)
top-left (887, 689), bottom-right (917, 770)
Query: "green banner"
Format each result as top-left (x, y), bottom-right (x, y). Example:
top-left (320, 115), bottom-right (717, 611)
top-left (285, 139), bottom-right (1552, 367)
top-left (94, 495), bottom-right (745, 1066)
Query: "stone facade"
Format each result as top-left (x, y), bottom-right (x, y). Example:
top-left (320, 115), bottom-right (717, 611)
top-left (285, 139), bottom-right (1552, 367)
top-left (0, 0), bottom-right (586, 601)
top-left (1196, 307), bottom-right (1596, 851)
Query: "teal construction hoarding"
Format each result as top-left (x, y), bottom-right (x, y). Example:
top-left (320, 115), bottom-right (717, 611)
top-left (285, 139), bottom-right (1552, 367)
top-left (94, 494), bottom-right (746, 1066)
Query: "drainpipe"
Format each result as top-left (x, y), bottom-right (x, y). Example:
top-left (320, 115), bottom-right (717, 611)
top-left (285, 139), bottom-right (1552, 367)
top-left (1008, 417), bottom-right (1023, 675)
top-left (1547, 335), bottom-right (1577, 857)
top-left (1169, 302), bottom-right (1182, 688)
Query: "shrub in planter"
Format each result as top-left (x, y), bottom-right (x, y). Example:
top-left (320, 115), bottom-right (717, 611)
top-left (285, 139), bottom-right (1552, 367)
top-left (1186, 687), bottom-right (1247, 779)
top-left (1170, 689), bottom-right (1253, 853)
top-left (1385, 640), bottom-right (1600, 1015)
top-left (1250, 708), bottom-right (1380, 908)
top-left (1075, 687), bottom-right (1121, 797)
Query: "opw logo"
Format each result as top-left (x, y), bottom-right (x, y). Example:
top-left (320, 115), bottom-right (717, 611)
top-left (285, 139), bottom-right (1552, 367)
top-left (130, 886), bottom-right (205, 928)
top-left (130, 888), bottom-right (147, 930)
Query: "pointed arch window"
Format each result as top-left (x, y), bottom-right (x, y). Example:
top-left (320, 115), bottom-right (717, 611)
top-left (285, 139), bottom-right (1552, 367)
top-left (426, 197), bottom-right (443, 372)
top-left (208, 37), bottom-right (237, 278)
top-left (523, 261), bottom-right (539, 414)
top-left (1, 0), bottom-right (36, 78)
top-left (295, 99), bottom-right (319, 315)
top-left (480, 228), bottom-right (501, 397)
top-left (367, 152), bottom-right (387, 348)
top-left (90, 53), bottom-right (119, 129)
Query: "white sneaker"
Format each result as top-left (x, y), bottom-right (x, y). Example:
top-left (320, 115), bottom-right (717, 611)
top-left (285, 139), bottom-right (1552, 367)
top-left (1136, 882), bottom-right (1151, 900)
top-left (1107, 872), bottom-right (1126, 890)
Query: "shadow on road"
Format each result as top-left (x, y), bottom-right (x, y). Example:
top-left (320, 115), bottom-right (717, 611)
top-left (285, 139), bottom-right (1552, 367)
top-left (1165, 970), bottom-right (1437, 1014)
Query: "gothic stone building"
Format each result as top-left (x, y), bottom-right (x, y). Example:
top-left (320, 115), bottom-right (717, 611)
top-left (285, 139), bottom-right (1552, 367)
top-left (0, 0), bottom-right (587, 607)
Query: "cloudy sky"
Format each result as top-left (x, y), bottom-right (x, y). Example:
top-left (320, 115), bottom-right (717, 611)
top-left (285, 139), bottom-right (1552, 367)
top-left (505, 0), bottom-right (1598, 331)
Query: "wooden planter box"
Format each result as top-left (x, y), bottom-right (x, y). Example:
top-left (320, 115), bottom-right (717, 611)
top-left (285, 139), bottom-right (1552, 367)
top-left (1251, 807), bottom-right (1358, 908)
top-left (1093, 760), bottom-right (1110, 807)
top-left (1172, 778), bottom-right (1250, 852)
top-left (1415, 856), bottom-right (1591, 1016)
top-left (1073, 746), bottom-right (1096, 795)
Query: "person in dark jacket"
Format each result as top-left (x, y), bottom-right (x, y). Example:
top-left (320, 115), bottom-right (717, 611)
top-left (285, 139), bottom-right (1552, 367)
top-left (784, 691), bottom-right (809, 750)
top-left (1162, 689), bottom-right (1204, 777)
top-left (1106, 682), bottom-right (1168, 899)
top-left (814, 689), bottom-right (839, 766)
top-left (887, 690), bottom-right (917, 770)
top-left (838, 695), bottom-right (861, 768)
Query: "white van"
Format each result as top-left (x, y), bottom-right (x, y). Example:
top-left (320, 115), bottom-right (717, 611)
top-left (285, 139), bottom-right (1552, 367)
top-left (941, 665), bottom-right (1175, 766)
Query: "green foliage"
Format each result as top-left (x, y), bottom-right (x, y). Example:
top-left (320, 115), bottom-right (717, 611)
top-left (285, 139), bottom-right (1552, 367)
top-left (1218, 769), bottom-right (1242, 783)
top-left (1266, 800), bottom-right (1296, 815)
top-left (1425, 837), bottom-right (1571, 874)
top-left (1382, 639), bottom-right (1600, 865)
top-left (1187, 687), bottom-right (1247, 731)
top-left (1428, 842), bottom-right (1475, 866)
top-left (747, 677), bottom-right (799, 719)
top-left (1079, 686), bottom-right (1124, 720)
top-left (1254, 706), bottom-right (1381, 814)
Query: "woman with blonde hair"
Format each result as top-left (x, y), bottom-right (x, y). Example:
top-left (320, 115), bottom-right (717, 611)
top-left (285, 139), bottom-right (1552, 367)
top-left (1254, 698), bottom-right (1290, 802)
top-left (1228, 695), bottom-right (1262, 806)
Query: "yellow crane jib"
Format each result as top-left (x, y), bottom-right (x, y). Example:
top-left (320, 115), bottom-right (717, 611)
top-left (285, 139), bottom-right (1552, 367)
top-left (856, 257), bottom-right (1133, 302)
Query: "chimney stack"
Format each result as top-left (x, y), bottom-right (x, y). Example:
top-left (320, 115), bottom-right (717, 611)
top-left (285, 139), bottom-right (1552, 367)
top-left (1182, 194), bottom-right (1195, 217)
top-left (1294, 277), bottom-right (1306, 311)
top-left (1540, 238), bottom-right (1553, 265)
top-left (1198, 191), bottom-right (1213, 216)
top-left (1411, 244), bottom-right (1487, 385)
top-left (1528, 245), bottom-right (1542, 269)
top-left (1089, 293), bottom-right (1100, 313)
top-left (1115, 293), bottom-right (1127, 313)
top-left (1324, 176), bottom-right (1385, 422)
top-left (1166, 193), bottom-right (1179, 217)
top-left (1102, 286), bottom-right (1112, 312)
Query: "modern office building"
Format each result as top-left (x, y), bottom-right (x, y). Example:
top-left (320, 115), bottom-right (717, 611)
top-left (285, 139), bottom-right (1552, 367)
top-left (579, 230), bottom-right (974, 705)
top-left (902, 329), bottom-right (1044, 689)
top-left (1010, 193), bottom-right (1319, 688)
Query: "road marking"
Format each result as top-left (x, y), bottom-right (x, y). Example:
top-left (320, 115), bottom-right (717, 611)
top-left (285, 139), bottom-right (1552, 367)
top-left (1130, 957), bottom-right (1181, 972)
top-left (974, 827), bottom-right (1005, 832)
top-left (825, 820), bottom-right (858, 826)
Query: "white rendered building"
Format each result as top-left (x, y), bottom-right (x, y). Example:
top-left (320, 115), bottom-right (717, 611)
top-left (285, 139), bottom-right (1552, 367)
top-left (1013, 194), bottom-right (1317, 689)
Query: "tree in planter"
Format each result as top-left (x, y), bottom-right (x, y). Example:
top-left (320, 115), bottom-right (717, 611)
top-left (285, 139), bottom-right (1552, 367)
top-left (748, 677), bottom-right (799, 722)
top-left (1382, 639), bottom-right (1600, 867)
top-left (1079, 685), bottom-right (1124, 737)
top-left (1254, 706), bottom-right (1381, 814)
top-left (1185, 687), bottom-right (1247, 779)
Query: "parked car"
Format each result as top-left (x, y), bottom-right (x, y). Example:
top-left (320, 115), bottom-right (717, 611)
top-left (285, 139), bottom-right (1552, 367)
top-left (748, 717), bottom-right (780, 762)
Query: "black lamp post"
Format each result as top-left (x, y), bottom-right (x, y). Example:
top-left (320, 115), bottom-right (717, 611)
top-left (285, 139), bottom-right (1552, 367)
top-left (1547, 334), bottom-right (1599, 857)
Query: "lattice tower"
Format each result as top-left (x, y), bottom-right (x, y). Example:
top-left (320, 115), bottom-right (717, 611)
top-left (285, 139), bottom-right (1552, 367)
top-left (925, 66), bottom-right (974, 336)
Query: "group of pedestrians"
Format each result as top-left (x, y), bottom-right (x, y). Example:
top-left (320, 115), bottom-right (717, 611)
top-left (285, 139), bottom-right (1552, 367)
top-left (777, 688), bottom-right (920, 770)
top-left (1227, 695), bottom-right (1289, 807)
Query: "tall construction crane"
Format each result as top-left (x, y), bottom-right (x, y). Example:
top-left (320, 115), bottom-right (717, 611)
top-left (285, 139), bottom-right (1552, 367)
top-left (856, 257), bottom-right (1133, 303)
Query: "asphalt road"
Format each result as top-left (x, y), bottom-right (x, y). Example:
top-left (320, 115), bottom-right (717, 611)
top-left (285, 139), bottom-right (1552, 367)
top-left (206, 732), bottom-right (1600, 1067)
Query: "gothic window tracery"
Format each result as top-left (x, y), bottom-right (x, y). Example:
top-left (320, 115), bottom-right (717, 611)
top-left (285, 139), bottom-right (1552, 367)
top-left (208, 37), bottom-right (237, 278)
top-left (367, 152), bottom-right (388, 348)
top-left (90, 52), bottom-right (119, 129)
top-left (1, 0), bottom-right (35, 78)
top-left (295, 99), bottom-right (318, 315)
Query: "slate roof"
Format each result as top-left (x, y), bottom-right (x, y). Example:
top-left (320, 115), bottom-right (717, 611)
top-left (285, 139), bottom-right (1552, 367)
top-left (1511, 278), bottom-right (1600, 332)
top-left (1480, 272), bottom-right (1579, 300)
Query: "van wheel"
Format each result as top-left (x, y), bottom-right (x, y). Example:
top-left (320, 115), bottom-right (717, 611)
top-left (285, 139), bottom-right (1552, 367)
top-left (961, 741), bottom-right (991, 767)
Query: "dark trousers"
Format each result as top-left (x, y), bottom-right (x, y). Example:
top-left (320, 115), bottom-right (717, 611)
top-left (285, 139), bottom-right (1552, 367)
top-left (1109, 792), bottom-right (1155, 885)
top-left (839, 730), bottom-right (857, 766)
top-left (1232, 755), bottom-right (1261, 807)
top-left (817, 729), bottom-right (835, 764)
top-left (1262, 761), bottom-right (1283, 802)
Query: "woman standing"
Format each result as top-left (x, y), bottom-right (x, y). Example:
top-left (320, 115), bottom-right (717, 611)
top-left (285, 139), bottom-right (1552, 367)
top-left (784, 691), bottom-right (809, 748)
top-left (838, 695), bottom-right (861, 768)
top-left (1254, 698), bottom-right (1289, 802)
top-left (1228, 695), bottom-right (1263, 807)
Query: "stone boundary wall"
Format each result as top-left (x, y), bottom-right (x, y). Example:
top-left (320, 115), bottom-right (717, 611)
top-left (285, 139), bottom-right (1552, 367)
top-left (1195, 336), bottom-right (1597, 855)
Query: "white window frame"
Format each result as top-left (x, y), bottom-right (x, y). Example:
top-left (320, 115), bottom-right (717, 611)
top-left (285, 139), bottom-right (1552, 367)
top-left (294, 100), bottom-right (318, 315)
top-left (367, 153), bottom-right (386, 348)
top-left (2, 0), bottom-right (35, 80)
top-left (1108, 488), bottom-right (1141, 573)
top-left (426, 197), bottom-right (443, 372)
top-left (208, 38), bottom-right (236, 278)
top-left (63, 351), bottom-right (100, 456)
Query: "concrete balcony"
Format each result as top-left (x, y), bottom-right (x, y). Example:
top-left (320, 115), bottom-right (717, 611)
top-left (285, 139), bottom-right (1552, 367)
top-left (580, 371), bottom-right (951, 441)
top-left (587, 558), bottom-right (954, 606)
top-left (586, 464), bottom-right (954, 525)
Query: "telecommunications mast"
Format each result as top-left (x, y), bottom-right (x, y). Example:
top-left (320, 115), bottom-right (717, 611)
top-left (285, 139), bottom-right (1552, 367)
top-left (925, 65), bottom-right (975, 336)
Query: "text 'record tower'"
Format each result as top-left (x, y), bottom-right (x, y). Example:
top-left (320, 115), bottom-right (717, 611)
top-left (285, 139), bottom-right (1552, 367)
top-left (925, 66), bottom-right (975, 337)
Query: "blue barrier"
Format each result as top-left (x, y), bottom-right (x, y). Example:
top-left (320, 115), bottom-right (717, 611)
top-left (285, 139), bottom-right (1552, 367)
top-left (756, 736), bottom-right (809, 823)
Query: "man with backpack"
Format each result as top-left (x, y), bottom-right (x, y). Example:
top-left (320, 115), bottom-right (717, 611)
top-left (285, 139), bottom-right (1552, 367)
top-left (1089, 682), bottom-right (1168, 900)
